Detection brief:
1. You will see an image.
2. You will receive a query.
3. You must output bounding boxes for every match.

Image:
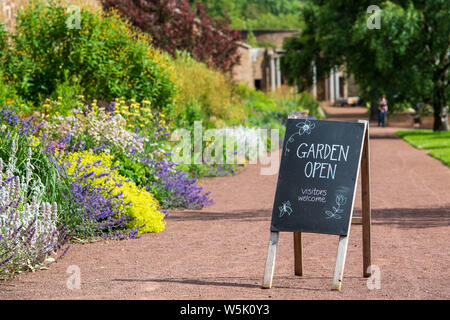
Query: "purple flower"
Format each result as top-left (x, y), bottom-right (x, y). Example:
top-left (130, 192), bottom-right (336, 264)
top-left (57, 157), bottom-right (141, 239)
top-left (0, 108), bottom-right (43, 137)
top-left (142, 158), bottom-right (213, 210)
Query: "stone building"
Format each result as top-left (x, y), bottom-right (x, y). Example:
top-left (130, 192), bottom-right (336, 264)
top-left (233, 29), bottom-right (298, 91)
top-left (313, 65), bottom-right (360, 104)
top-left (232, 29), bottom-right (360, 103)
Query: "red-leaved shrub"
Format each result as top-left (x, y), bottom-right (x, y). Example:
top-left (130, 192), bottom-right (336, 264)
top-left (101, 0), bottom-right (241, 72)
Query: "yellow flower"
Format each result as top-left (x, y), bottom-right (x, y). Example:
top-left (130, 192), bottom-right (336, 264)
top-left (28, 135), bottom-right (41, 150)
top-left (61, 151), bottom-right (166, 234)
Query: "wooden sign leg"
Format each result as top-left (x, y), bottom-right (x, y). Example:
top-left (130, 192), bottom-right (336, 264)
top-left (360, 125), bottom-right (372, 277)
top-left (294, 232), bottom-right (303, 276)
top-left (262, 231), bottom-right (279, 289)
top-left (331, 235), bottom-right (350, 291)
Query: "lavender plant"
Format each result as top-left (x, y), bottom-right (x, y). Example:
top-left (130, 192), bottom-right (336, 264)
top-left (141, 157), bottom-right (213, 210)
top-left (55, 152), bottom-right (140, 239)
top-left (0, 108), bottom-right (43, 137)
top-left (0, 139), bottom-right (62, 278)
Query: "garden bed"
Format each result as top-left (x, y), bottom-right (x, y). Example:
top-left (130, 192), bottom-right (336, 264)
top-left (0, 0), bottom-right (323, 278)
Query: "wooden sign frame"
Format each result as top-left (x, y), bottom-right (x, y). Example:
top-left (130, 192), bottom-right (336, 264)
top-left (262, 119), bottom-right (371, 291)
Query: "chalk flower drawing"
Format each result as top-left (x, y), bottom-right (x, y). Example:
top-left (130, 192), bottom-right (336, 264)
top-left (279, 201), bottom-right (293, 218)
top-left (285, 119), bottom-right (316, 156)
top-left (297, 119), bottom-right (315, 136)
top-left (325, 194), bottom-right (347, 219)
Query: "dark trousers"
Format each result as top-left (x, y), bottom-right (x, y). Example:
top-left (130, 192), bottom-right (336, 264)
top-left (378, 112), bottom-right (386, 127)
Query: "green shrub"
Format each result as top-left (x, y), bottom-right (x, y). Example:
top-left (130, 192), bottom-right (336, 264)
top-left (49, 73), bottom-right (85, 116)
top-left (0, 24), bottom-right (7, 67)
top-left (270, 91), bottom-right (323, 120)
top-left (7, 0), bottom-right (176, 109)
top-left (0, 75), bottom-right (20, 108)
top-left (171, 51), bottom-right (246, 128)
top-left (171, 101), bottom-right (204, 130)
top-left (0, 26), bottom-right (27, 109)
top-left (234, 84), bottom-right (323, 136)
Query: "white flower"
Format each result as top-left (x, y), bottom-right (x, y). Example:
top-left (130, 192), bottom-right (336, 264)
top-left (336, 194), bottom-right (347, 206)
top-left (0, 138), bottom-right (59, 275)
top-left (296, 119), bottom-right (315, 135)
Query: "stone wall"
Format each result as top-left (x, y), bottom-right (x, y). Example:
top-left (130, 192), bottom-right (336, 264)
top-left (250, 48), bottom-right (263, 80)
top-left (252, 29), bottom-right (299, 49)
top-left (0, 0), bottom-right (27, 31)
top-left (232, 30), bottom-right (300, 91)
top-left (346, 73), bottom-right (359, 97)
top-left (232, 45), bottom-right (254, 88)
top-left (239, 29), bottom-right (299, 49)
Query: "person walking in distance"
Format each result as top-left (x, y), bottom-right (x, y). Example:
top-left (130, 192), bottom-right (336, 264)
top-left (378, 94), bottom-right (388, 127)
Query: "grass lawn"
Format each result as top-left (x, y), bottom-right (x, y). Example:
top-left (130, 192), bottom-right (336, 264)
top-left (396, 129), bottom-right (450, 166)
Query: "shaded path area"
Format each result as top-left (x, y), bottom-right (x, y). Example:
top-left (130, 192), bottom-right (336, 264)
top-left (1, 106), bottom-right (449, 299)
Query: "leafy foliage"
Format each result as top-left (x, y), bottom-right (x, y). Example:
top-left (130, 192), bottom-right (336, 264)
top-left (0, 24), bottom-right (7, 64)
top-left (237, 84), bottom-right (323, 132)
top-left (190, 0), bottom-right (304, 29)
top-left (170, 51), bottom-right (246, 128)
top-left (101, 0), bottom-right (241, 72)
top-left (282, 0), bottom-right (449, 131)
top-left (6, 0), bottom-right (176, 108)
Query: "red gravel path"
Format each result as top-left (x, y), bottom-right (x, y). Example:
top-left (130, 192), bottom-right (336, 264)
top-left (1, 106), bottom-right (449, 300)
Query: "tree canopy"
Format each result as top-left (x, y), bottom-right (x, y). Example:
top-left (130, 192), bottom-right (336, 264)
top-left (190, 0), bottom-right (305, 29)
top-left (282, 0), bottom-right (449, 131)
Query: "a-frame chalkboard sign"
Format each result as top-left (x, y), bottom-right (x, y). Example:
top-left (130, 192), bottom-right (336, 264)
top-left (262, 118), bottom-right (371, 291)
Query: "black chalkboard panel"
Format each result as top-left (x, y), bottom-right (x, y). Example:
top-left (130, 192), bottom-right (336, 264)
top-left (270, 119), bottom-right (366, 235)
